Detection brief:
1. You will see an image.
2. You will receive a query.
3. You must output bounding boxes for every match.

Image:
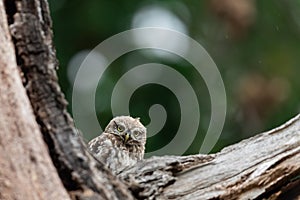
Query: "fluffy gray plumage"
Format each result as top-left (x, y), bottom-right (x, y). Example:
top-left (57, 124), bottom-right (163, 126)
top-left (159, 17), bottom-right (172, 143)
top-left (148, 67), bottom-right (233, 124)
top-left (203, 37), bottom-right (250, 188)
top-left (88, 116), bottom-right (146, 174)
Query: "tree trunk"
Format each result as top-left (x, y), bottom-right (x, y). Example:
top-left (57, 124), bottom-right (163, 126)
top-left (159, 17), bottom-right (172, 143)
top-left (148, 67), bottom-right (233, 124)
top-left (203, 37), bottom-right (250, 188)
top-left (0, 1), bottom-right (69, 199)
top-left (0, 0), bottom-right (299, 200)
top-left (0, 0), bottom-right (133, 199)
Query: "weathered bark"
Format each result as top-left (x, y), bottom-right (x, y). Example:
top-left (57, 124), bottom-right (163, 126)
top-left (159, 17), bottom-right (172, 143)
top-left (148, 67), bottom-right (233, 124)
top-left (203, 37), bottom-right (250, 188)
top-left (0, 1), bottom-right (69, 199)
top-left (0, 0), bottom-right (299, 200)
top-left (2, 0), bottom-right (134, 199)
top-left (120, 114), bottom-right (300, 199)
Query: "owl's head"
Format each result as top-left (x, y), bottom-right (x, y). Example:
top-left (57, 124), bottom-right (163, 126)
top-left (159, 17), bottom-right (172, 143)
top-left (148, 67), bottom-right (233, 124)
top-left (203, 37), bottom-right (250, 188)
top-left (105, 116), bottom-right (147, 146)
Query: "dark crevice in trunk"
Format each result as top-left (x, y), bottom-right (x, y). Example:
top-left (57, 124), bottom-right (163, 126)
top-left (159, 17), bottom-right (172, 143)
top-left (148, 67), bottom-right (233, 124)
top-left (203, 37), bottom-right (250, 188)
top-left (3, 0), bottom-right (16, 25)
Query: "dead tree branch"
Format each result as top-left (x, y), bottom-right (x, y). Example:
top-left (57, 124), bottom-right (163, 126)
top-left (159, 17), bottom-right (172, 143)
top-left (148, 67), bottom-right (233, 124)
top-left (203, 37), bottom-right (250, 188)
top-left (119, 115), bottom-right (300, 199)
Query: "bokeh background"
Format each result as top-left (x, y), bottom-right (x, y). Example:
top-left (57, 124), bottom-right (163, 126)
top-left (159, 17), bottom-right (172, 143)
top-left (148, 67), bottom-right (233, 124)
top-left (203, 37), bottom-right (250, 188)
top-left (48, 0), bottom-right (300, 154)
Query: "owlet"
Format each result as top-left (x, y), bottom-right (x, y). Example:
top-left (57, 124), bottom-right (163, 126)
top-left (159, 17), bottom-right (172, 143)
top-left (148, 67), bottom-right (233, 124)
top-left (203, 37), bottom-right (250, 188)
top-left (88, 116), bottom-right (147, 174)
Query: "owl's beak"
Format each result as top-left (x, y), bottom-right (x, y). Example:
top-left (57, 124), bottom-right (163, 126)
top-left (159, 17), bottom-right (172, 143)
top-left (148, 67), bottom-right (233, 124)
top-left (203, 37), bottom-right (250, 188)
top-left (124, 133), bottom-right (130, 143)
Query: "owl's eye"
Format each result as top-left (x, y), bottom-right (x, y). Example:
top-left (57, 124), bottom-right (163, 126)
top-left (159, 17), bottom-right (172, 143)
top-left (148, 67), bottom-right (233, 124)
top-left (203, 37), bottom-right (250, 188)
top-left (133, 131), bottom-right (140, 137)
top-left (117, 125), bottom-right (124, 132)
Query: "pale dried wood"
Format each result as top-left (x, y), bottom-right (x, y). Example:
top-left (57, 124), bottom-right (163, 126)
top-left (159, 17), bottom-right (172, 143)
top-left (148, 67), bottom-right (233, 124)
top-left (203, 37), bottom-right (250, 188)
top-left (120, 115), bottom-right (300, 200)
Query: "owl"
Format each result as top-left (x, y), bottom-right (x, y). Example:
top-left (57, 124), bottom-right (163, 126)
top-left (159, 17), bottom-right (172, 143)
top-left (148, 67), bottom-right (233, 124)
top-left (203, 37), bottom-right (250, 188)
top-left (88, 116), bottom-right (147, 174)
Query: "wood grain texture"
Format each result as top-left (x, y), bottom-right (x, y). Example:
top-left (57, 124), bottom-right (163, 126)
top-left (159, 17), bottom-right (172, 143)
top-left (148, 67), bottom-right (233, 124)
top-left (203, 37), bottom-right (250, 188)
top-left (5, 0), bottom-right (133, 199)
top-left (120, 115), bottom-right (300, 200)
top-left (0, 0), bottom-right (69, 199)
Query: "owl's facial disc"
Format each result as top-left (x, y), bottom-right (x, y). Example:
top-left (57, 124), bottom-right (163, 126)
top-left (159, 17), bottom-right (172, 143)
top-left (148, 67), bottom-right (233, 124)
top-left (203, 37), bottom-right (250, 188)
top-left (106, 116), bottom-right (146, 145)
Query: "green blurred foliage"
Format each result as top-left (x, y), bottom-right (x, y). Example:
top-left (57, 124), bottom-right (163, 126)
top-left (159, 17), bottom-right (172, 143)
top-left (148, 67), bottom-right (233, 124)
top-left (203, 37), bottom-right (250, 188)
top-left (49, 0), bottom-right (300, 154)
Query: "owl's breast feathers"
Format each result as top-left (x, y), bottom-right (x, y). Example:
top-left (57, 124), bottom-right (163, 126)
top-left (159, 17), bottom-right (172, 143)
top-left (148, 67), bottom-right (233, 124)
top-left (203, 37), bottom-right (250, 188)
top-left (88, 132), bottom-right (144, 173)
